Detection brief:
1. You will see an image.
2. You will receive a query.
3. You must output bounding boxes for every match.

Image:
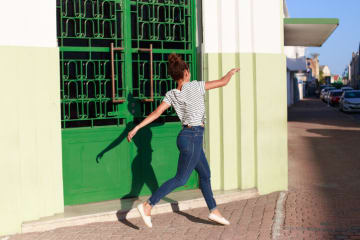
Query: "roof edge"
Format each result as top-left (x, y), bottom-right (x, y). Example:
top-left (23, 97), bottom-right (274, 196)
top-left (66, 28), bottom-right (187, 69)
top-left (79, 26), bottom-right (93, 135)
top-left (284, 18), bottom-right (339, 25)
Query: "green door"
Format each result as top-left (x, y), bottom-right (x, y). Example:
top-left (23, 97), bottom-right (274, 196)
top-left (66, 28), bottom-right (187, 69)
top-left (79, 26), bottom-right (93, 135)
top-left (57, 0), bottom-right (198, 205)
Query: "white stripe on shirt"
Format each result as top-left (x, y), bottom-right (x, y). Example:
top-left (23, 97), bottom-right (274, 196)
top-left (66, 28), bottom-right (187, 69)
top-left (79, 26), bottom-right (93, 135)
top-left (162, 80), bottom-right (206, 126)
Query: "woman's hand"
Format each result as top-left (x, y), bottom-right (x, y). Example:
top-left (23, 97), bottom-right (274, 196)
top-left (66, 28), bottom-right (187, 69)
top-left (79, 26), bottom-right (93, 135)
top-left (229, 68), bottom-right (240, 75)
top-left (127, 126), bottom-right (139, 142)
top-left (127, 102), bottom-right (170, 143)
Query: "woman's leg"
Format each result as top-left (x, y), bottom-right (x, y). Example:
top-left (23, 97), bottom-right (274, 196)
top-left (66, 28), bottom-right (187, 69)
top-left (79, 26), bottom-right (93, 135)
top-left (195, 149), bottom-right (228, 220)
top-left (147, 134), bottom-right (201, 208)
top-left (195, 149), bottom-right (217, 211)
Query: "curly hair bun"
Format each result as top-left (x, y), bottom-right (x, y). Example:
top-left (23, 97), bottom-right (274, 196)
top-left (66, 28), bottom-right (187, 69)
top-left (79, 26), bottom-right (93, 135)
top-left (168, 53), bottom-right (189, 81)
top-left (168, 53), bottom-right (182, 65)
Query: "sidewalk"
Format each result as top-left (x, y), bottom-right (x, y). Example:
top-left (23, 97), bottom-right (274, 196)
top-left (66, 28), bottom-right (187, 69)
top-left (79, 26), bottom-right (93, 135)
top-left (5, 192), bottom-right (278, 240)
top-left (5, 98), bottom-right (360, 240)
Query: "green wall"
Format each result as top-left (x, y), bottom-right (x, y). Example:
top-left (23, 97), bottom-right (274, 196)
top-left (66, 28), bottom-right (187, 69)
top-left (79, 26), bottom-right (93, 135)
top-left (204, 52), bottom-right (288, 195)
top-left (0, 46), bottom-right (64, 236)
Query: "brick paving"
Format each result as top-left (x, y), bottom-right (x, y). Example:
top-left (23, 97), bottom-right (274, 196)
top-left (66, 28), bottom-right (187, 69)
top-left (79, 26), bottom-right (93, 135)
top-left (6, 98), bottom-right (360, 240)
top-left (279, 99), bottom-right (360, 240)
top-left (8, 193), bottom-right (278, 240)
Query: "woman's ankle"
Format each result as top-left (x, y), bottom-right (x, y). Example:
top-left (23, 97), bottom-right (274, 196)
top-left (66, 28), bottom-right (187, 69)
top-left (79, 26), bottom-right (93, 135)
top-left (143, 202), bottom-right (152, 215)
top-left (144, 201), bottom-right (152, 208)
top-left (211, 208), bottom-right (222, 217)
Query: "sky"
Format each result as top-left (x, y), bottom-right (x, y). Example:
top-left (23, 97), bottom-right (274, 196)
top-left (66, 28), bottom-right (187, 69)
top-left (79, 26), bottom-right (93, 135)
top-left (286, 0), bottom-right (360, 75)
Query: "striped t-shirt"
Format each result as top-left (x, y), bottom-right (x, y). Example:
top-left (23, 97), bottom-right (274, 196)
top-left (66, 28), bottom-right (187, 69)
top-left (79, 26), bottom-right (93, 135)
top-left (163, 80), bottom-right (206, 126)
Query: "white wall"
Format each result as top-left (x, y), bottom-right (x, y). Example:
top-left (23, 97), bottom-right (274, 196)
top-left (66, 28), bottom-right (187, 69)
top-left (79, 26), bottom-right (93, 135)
top-left (284, 46), bottom-right (306, 59)
top-left (0, 0), bottom-right (57, 47)
top-left (203, 0), bottom-right (282, 54)
top-left (0, 1), bottom-right (62, 235)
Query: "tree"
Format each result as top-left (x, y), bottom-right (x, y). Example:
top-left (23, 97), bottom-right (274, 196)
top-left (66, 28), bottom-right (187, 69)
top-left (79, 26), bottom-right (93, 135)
top-left (319, 70), bottom-right (325, 85)
top-left (331, 81), bottom-right (343, 89)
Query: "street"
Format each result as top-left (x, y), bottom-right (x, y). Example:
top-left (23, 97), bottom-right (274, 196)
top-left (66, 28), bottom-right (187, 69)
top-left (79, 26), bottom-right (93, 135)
top-left (322, 98), bottom-right (360, 122)
top-left (6, 98), bottom-right (360, 240)
top-left (280, 98), bottom-right (360, 239)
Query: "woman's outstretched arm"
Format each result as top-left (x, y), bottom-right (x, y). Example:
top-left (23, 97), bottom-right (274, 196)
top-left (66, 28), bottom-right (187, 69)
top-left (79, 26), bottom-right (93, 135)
top-left (205, 68), bottom-right (240, 90)
top-left (127, 101), bottom-right (171, 142)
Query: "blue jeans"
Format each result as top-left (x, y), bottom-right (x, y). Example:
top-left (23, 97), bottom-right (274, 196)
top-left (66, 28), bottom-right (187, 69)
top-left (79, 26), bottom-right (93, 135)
top-left (148, 126), bottom-right (217, 211)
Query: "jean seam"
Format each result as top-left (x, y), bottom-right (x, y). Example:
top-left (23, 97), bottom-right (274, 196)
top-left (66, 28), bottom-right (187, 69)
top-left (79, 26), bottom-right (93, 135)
top-left (179, 136), bottom-right (195, 183)
top-left (148, 132), bottom-right (205, 208)
top-left (197, 150), bottom-right (216, 211)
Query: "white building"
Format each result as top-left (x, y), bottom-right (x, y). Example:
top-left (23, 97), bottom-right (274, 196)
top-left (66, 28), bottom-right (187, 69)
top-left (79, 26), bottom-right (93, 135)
top-left (285, 46), bottom-right (307, 106)
top-left (283, 0), bottom-right (338, 106)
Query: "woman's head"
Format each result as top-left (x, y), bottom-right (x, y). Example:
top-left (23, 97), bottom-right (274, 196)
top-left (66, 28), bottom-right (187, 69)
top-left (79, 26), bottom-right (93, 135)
top-left (168, 53), bottom-right (190, 82)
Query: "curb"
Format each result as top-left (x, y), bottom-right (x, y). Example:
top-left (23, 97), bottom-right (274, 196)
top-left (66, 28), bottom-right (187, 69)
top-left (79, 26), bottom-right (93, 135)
top-left (22, 188), bottom-right (258, 233)
top-left (271, 191), bottom-right (287, 240)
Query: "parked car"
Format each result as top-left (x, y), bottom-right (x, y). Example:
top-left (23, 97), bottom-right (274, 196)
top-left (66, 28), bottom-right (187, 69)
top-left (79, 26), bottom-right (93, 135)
top-left (323, 91), bottom-right (331, 103)
top-left (328, 90), bottom-right (343, 105)
top-left (324, 90), bottom-right (337, 104)
top-left (341, 86), bottom-right (353, 91)
top-left (316, 84), bottom-right (329, 96)
top-left (320, 87), bottom-right (335, 101)
top-left (339, 90), bottom-right (360, 112)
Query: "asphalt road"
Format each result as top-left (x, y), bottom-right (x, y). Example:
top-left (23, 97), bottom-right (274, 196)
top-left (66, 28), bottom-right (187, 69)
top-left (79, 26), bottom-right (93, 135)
top-left (320, 99), bottom-right (360, 122)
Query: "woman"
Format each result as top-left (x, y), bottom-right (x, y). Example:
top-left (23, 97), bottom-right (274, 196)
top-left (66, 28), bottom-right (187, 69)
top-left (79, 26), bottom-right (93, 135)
top-left (127, 53), bottom-right (240, 228)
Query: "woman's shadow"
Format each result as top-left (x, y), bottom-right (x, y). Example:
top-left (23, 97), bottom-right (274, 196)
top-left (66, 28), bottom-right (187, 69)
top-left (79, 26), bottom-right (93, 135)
top-left (95, 97), bottom-right (174, 228)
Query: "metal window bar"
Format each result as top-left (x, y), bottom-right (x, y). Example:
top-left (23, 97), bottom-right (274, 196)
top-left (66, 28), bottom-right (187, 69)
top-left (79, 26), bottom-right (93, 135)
top-left (57, 0), bottom-right (196, 128)
top-left (138, 44), bottom-right (154, 102)
top-left (110, 43), bottom-right (126, 103)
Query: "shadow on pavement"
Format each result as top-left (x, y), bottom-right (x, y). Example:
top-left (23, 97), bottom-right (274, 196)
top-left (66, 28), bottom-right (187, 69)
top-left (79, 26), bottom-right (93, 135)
top-left (286, 98), bottom-right (360, 238)
top-left (116, 211), bottom-right (140, 230)
top-left (170, 203), bottom-right (220, 226)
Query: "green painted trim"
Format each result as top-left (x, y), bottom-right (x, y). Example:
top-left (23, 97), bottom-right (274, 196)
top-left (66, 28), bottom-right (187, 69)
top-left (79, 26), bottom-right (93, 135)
top-left (284, 18), bottom-right (339, 25)
top-left (235, 53), bottom-right (241, 189)
top-left (124, 0), bottom-right (134, 121)
top-left (284, 17), bottom-right (339, 47)
top-left (191, 0), bottom-right (198, 82)
top-left (252, 53), bottom-right (258, 189)
top-left (60, 47), bottom-right (110, 52)
top-left (280, 0), bottom-right (284, 53)
top-left (60, 47), bottom-right (193, 54)
top-left (62, 123), bottom-right (199, 205)
top-left (218, 54), bottom-right (225, 189)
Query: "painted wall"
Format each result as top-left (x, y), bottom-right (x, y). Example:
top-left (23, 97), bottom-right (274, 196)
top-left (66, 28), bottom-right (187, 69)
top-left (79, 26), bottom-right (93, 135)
top-left (0, 47), bottom-right (64, 236)
top-left (0, 0), bottom-right (63, 236)
top-left (202, 0), bottom-right (288, 194)
top-left (0, 1), bottom-right (57, 47)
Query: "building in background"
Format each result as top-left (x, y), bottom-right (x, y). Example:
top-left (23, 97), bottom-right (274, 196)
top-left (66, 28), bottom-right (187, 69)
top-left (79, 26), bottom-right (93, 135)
top-left (285, 46), bottom-right (307, 106)
top-left (350, 50), bottom-right (360, 89)
top-left (320, 65), bottom-right (331, 84)
top-left (307, 54), bottom-right (320, 81)
top-left (284, 2), bottom-right (338, 106)
top-left (320, 65), bottom-right (331, 79)
top-left (332, 74), bottom-right (341, 83)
